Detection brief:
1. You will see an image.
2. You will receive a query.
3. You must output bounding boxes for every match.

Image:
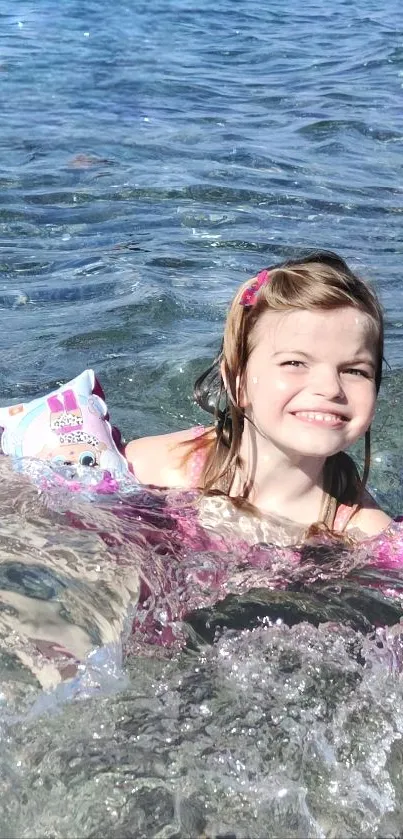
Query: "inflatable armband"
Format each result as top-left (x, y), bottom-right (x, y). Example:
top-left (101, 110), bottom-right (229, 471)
top-left (0, 369), bottom-right (129, 477)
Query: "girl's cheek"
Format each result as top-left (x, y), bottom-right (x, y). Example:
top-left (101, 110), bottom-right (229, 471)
top-left (273, 379), bottom-right (290, 393)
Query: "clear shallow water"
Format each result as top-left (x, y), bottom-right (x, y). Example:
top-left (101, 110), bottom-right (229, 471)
top-left (2, 0), bottom-right (403, 835)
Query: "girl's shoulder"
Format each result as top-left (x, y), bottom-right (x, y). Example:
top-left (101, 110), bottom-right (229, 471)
top-left (123, 426), bottom-right (213, 488)
top-left (343, 490), bottom-right (392, 538)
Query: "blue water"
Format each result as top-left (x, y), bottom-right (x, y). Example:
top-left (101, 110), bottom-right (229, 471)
top-left (2, 1), bottom-right (403, 836)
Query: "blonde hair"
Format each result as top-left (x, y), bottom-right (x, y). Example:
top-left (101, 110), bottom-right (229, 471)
top-left (191, 251), bottom-right (384, 531)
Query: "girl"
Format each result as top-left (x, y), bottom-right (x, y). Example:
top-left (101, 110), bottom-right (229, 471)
top-left (124, 251), bottom-right (392, 545)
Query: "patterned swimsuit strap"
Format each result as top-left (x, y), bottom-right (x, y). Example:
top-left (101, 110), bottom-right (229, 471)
top-left (333, 502), bottom-right (356, 532)
top-left (188, 426), bottom-right (209, 487)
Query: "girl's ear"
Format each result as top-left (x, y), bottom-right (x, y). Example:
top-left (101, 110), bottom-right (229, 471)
top-left (236, 373), bottom-right (248, 408)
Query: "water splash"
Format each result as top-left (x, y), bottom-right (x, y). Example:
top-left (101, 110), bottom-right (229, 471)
top-left (0, 457), bottom-right (403, 835)
top-left (2, 623), bottom-right (403, 837)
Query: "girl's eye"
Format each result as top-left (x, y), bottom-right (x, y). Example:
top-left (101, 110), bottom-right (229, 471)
top-left (79, 451), bottom-right (97, 467)
top-left (344, 368), bottom-right (371, 378)
top-left (281, 360), bottom-right (305, 368)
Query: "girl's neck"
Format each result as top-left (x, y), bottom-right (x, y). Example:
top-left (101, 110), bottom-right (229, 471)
top-left (236, 433), bottom-right (327, 525)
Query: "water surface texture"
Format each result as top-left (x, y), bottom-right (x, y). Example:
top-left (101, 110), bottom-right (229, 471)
top-left (1, 0), bottom-right (403, 836)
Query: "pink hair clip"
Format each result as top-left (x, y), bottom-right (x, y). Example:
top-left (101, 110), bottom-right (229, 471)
top-left (239, 269), bottom-right (270, 307)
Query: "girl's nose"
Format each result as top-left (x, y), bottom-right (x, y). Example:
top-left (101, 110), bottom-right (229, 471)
top-left (311, 366), bottom-right (345, 399)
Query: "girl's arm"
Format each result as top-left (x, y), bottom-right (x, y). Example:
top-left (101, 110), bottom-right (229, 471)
top-left (123, 428), bottom-right (204, 488)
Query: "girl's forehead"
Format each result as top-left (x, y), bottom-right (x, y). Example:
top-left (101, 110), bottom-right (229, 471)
top-left (253, 306), bottom-right (376, 349)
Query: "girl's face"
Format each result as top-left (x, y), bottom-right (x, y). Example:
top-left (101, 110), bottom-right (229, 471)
top-left (240, 306), bottom-right (378, 461)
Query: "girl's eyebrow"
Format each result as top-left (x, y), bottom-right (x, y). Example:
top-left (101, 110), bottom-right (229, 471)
top-left (348, 357), bottom-right (376, 369)
top-left (271, 350), bottom-right (315, 359)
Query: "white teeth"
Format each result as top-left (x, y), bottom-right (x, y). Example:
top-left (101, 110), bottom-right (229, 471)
top-left (294, 411), bottom-right (345, 423)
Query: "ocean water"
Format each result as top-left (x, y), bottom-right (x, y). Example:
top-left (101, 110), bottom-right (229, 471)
top-left (1, 0), bottom-right (403, 836)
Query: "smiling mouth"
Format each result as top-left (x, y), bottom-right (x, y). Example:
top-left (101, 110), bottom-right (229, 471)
top-left (292, 411), bottom-right (348, 425)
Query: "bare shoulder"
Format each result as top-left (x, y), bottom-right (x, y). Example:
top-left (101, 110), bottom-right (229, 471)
top-left (348, 491), bottom-right (392, 538)
top-left (124, 427), bottom-right (206, 487)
